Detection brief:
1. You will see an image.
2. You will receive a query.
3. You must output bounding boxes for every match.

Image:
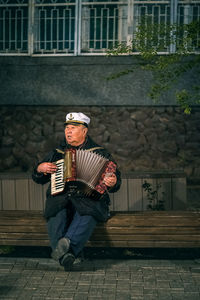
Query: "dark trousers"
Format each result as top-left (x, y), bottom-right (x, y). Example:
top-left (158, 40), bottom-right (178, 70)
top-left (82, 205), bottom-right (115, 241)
top-left (47, 208), bottom-right (97, 257)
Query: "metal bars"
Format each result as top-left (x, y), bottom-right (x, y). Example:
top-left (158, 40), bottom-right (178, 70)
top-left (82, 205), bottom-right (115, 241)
top-left (81, 3), bottom-right (120, 52)
top-left (33, 1), bottom-right (76, 54)
top-left (0, 0), bottom-right (199, 55)
top-left (177, 2), bottom-right (200, 51)
top-left (0, 0), bottom-right (28, 53)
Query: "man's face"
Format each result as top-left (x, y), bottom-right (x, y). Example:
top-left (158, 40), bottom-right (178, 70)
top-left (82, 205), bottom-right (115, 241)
top-left (65, 124), bottom-right (88, 146)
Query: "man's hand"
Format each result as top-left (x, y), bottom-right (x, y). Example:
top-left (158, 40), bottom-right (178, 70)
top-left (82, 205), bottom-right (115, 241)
top-left (37, 162), bottom-right (57, 174)
top-left (104, 173), bottom-right (117, 188)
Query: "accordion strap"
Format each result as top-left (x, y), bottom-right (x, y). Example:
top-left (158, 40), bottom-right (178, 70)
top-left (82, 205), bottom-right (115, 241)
top-left (56, 146), bottom-right (104, 154)
top-left (56, 148), bottom-right (65, 154)
top-left (85, 147), bottom-right (104, 152)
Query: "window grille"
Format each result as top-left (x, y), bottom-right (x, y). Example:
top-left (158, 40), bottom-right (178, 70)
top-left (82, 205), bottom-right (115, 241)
top-left (80, 1), bottom-right (121, 53)
top-left (0, 0), bottom-right (199, 55)
top-left (33, 0), bottom-right (76, 54)
top-left (178, 1), bottom-right (200, 51)
top-left (0, 0), bottom-right (28, 53)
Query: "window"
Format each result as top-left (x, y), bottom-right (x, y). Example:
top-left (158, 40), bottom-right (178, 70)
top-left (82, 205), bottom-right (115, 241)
top-left (0, 0), bottom-right (29, 53)
top-left (0, 0), bottom-right (200, 55)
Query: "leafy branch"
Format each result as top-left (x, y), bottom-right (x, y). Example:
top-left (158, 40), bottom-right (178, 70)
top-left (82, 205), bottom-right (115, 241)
top-left (107, 19), bottom-right (200, 114)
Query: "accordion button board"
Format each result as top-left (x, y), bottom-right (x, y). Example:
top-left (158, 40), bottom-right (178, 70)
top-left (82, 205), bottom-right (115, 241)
top-left (51, 159), bottom-right (65, 195)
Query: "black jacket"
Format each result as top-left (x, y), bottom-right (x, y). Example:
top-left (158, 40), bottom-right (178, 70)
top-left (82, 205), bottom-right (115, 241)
top-left (32, 136), bottom-right (121, 222)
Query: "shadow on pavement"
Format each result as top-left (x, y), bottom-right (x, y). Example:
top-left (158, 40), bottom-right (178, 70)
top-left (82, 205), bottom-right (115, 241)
top-left (0, 246), bottom-right (200, 260)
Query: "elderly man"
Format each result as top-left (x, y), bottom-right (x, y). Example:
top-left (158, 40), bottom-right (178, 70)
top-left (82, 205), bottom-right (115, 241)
top-left (32, 112), bottom-right (121, 270)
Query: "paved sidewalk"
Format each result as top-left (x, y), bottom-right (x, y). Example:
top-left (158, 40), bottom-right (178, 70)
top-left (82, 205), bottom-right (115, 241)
top-left (0, 256), bottom-right (200, 300)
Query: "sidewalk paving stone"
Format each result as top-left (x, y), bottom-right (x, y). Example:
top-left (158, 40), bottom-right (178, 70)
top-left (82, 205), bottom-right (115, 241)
top-left (0, 256), bottom-right (200, 299)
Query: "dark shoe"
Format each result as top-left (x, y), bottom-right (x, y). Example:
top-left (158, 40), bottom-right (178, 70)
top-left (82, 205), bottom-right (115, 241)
top-left (60, 252), bottom-right (75, 271)
top-left (51, 237), bottom-right (70, 261)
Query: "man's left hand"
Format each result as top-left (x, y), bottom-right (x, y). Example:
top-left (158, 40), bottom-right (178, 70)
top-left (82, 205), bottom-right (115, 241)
top-left (104, 173), bottom-right (117, 188)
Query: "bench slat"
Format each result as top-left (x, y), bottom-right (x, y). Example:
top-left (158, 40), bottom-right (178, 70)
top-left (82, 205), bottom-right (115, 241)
top-left (0, 239), bottom-right (199, 248)
top-left (93, 227), bottom-right (200, 234)
top-left (87, 240), bottom-right (200, 248)
top-left (1, 226), bottom-right (200, 235)
top-left (0, 226), bottom-right (199, 234)
top-left (107, 218), bottom-right (200, 227)
top-left (0, 226), bottom-right (47, 233)
top-left (0, 233), bottom-right (49, 240)
top-left (90, 234), bottom-right (200, 241)
top-left (0, 239), bottom-right (50, 246)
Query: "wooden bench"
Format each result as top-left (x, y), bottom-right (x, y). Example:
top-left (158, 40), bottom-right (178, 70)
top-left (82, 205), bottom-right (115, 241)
top-left (0, 210), bottom-right (200, 248)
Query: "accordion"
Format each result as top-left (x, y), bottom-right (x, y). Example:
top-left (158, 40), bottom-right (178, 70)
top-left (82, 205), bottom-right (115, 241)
top-left (51, 149), bottom-right (116, 200)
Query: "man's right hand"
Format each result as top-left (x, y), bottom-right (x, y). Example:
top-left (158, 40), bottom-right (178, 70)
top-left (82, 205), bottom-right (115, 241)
top-left (37, 162), bottom-right (57, 174)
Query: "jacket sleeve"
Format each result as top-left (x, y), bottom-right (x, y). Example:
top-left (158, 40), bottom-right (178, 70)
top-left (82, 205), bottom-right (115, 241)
top-left (32, 150), bottom-right (56, 185)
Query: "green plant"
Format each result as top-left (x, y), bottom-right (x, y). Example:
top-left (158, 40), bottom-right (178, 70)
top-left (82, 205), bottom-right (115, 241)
top-left (107, 19), bottom-right (200, 114)
top-left (142, 180), bottom-right (165, 211)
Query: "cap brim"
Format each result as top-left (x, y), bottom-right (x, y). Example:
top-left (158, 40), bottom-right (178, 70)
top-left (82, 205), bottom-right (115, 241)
top-left (64, 121), bottom-right (88, 127)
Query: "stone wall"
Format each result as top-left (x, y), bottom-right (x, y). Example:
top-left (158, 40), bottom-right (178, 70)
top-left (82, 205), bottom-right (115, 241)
top-left (1, 105), bottom-right (200, 182)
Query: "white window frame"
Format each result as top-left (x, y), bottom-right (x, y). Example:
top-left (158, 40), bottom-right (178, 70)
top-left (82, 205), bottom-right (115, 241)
top-left (0, 0), bottom-right (199, 56)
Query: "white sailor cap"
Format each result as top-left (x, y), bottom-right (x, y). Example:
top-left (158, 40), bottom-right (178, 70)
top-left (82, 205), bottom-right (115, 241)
top-left (64, 112), bottom-right (90, 127)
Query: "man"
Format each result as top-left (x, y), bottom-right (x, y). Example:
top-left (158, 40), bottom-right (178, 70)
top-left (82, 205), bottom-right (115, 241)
top-left (32, 112), bottom-right (121, 270)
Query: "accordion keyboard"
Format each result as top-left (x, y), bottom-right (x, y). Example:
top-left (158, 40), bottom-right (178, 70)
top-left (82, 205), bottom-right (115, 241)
top-left (51, 159), bottom-right (65, 195)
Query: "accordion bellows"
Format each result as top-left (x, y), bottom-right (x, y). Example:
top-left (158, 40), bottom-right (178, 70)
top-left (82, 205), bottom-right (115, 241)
top-left (51, 149), bottom-right (116, 199)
